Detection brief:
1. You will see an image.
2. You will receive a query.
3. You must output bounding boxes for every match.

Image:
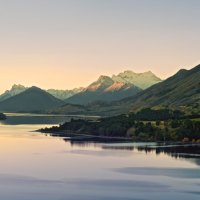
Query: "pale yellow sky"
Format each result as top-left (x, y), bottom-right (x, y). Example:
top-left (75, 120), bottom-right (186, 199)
top-left (0, 0), bottom-right (200, 93)
top-left (0, 59), bottom-right (196, 94)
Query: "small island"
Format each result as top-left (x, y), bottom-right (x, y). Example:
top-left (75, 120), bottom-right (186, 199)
top-left (40, 108), bottom-right (200, 143)
top-left (0, 113), bottom-right (6, 120)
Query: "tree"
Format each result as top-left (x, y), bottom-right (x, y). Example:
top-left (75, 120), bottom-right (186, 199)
top-left (0, 113), bottom-right (6, 120)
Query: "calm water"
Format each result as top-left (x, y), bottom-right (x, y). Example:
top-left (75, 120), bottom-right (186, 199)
top-left (0, 114), bottom-right (200, 200)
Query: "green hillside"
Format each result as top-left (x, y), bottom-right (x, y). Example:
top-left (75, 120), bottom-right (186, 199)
top-left (120, 64), bottom-right (200, 114)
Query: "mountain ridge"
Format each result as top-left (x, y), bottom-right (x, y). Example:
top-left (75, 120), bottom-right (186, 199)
top-left (65, 70), bottom-right (161, 104)
top-left (0, 66), bottom-right (198, 116)
top-left (0, 70), bottom-right (161, 104)
top-left (0, 85), bottom-right (84, 101)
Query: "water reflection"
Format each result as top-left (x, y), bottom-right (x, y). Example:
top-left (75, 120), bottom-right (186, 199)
top-left (105, 143), bottom-right (200, 164)
top-left (61, 138), bottom-right (200, 165)
top-left (0, 123), bottom-right (200, 200)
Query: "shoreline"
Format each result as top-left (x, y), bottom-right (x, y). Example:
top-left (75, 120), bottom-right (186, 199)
top-left (38, 130), bottom-right (133, 142)
top-left (39, 130), bottom-right (200, 144)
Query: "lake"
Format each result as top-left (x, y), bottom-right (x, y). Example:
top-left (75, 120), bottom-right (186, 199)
top-left (0, 114), bottom-right (200, 200)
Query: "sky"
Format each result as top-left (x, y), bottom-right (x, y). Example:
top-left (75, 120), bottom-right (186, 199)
top-left (0, 0), bottom-right (200, 93)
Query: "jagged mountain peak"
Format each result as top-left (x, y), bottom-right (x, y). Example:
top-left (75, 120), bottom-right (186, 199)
top-left (112, 70), bottom-right (161, 89)
top-left (11, 84), bottom-right (26, 90)
top-left (121, 70), bottom-right (137, 74)
top-left (0, 84), bottom-right (28, 102)
top-left (87, 75), bottom-right (114, 91)
top-left (97, 75), bottom-right (113, 82)
top-left (116, 70), bottom-right (160, 78)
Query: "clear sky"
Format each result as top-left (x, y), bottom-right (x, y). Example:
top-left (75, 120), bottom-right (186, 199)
top-left (0, 0), bottom-right (200, 93)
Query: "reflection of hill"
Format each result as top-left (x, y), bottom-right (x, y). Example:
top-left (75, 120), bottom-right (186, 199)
top-left (102, 143), bottom-right (200, 166)
top-left (137, 144), bottom-right (200, 158)
top-left (65, 138), bottom-right (200, 165)
top-left (137, 144), bottom-right (200, 163)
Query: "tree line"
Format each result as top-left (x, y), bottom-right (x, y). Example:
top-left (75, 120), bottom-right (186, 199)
top-left (40, 108), bottom-right (200, 142)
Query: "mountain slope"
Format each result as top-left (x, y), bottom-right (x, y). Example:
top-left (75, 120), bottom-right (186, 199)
top-left (120, 65), bottom-right (200, 113)
top-left (65, 75), bottom-right (142, 105)
top-left (0, 86), bottom-right (65, 112)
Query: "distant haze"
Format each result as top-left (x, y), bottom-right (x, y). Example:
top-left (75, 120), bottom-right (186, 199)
top-left (0, 0), bottom-right (200, 93)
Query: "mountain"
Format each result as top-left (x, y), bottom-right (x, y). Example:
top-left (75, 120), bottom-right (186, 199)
top-left (0, 84), bottom-right (84, 101)
top-left (0, 70), bottom-right (161, 104)
top-left (47, 87), bottom-right (84, 100)
top-left (119, 64), bottom-right (200, 114)
top-left (112, 70), bottom-right (162, 89)
top-left (61, 65), bottom-right (199, 116)
top-left (64, 70), bottom-right (161, 105)
top-left (65, 75), bottom-right (142, 105)
top-left (0, 86), bottom-right (65, 112)
top-left (0, 84), bottom-right (27, 102)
